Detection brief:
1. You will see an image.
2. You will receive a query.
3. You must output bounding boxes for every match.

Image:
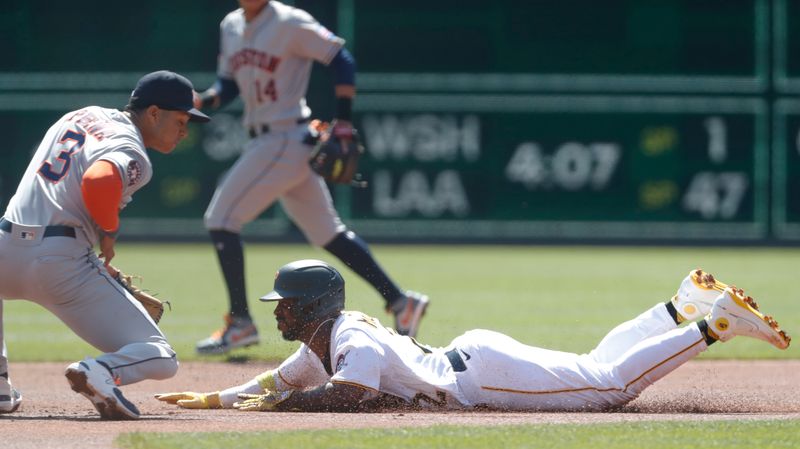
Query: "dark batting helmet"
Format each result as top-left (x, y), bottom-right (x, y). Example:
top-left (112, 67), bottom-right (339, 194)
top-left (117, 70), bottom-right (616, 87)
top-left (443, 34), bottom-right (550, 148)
top-left (259, 259), bottom-right (345, 323)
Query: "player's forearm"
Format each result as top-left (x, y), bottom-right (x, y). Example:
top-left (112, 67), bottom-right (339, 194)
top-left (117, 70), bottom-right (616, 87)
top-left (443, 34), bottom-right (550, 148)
top-left (218, 381), bottom-right (263, 408)
top-left (216, 369), bottom-right (280, 408)
top-left (156, 369), bottom-right (281, 410)
top-left (331, 47), bottom-right (356, 123)
top-left (334, 89), bottom-right (354, 123)
top-left (274, 382), bottom-right (364, 412)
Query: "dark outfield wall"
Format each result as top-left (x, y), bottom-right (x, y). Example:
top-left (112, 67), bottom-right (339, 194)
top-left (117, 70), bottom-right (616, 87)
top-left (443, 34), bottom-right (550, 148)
top-left (2, 1), bottom-right (800, 242)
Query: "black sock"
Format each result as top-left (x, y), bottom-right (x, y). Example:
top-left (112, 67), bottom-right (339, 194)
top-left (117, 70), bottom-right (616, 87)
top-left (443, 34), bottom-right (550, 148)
top-left (209, 230), bottom-right (250, 319)
top-left (696, 320), bottom-right (717, 346)
top-left (324, 231), bottom-right (404, 308)
top-left (664, 301), bottom-right (681, 325)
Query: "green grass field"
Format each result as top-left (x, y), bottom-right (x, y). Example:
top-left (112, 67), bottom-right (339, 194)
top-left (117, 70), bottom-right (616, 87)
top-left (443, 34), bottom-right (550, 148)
top-left (4, 243), bottom-right (798, 361)
top-left (117, 421), bottom-right (800, 449)
top-left (4, 243), bottom-right (799, 448)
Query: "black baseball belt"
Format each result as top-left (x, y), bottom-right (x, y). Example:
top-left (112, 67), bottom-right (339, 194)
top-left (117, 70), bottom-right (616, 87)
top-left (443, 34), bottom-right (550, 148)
top-left (445, 348), bottom-right (468, 372)
top-left (248, 117), bottom-right (309, 138)
top-left (0, 217), bottom-right (76, 238)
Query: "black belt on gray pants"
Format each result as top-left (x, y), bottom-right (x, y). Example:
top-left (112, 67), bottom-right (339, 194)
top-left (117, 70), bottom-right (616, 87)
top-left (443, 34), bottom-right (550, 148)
top-left (248, 117), bottom-right (309, 138)
top-left (0, 217), bottom-right (76, 238)
top-left (445, 348), bottom-right (467, 372)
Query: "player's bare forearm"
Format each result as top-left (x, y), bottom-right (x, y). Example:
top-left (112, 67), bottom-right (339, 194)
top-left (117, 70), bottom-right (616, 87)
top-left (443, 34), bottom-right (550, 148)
top-left (275, 382), bottom-right (364, 412)
top-left (99, 235), bottom-right (116, 269)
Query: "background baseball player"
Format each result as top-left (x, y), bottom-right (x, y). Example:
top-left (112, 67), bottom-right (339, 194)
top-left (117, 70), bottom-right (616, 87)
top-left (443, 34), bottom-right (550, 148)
top-left (193, 0), bottom-right (428, 355)
top-left (157, 260), bottom-right (789, 412)
top-left (0, 71), bottom-right (209, 419)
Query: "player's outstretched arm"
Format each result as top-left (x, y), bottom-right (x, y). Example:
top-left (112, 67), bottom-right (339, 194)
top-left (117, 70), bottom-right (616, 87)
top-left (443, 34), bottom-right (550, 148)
top-left (234, 382), bottom-right (366, 413)
top-left (155, 369), bottom-right (282, 410)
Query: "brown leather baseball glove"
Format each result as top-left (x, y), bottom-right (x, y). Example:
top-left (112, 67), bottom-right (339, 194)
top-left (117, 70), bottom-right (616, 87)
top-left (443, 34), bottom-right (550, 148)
top-left (114, 271), bottom-right (170, 323)
top-left (308, 120), bottom-right (365, 185)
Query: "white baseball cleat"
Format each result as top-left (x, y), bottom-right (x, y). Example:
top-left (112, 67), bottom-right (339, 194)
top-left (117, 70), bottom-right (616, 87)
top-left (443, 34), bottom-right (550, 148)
top-left (65, 358), bottom-right (140, 420)
top-left (706, 287), bottom-right (791, 350)
top-left (391, 291), bottom-right (429, 338)
top-left (671, 268), bottom-right (728, 321)
top-left (0, 376), bottom-right (21, 414)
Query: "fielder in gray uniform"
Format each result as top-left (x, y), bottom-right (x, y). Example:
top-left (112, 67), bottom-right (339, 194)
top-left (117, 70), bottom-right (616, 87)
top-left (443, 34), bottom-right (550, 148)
top-left (157, 262), bottom-right (789, 413)
top-left (194, 0), bottom-right (429, 355)
top-left (0, 71), bottom-right (210, 419)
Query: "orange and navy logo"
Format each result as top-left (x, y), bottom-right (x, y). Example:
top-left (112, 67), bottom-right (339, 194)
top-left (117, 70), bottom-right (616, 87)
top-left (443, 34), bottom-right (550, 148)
top-left (127, 160), bottom-right (142, 186)
top-left (715, 317), bottom-right (730, 332)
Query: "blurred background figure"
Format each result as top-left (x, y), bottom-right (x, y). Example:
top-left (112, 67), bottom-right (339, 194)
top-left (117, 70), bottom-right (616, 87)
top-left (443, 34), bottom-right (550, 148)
top-left (192, 0), bottom-right (429, 355)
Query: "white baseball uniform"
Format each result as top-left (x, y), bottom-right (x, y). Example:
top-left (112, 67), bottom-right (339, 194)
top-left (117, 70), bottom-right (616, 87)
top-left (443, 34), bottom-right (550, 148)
top-left (204, 0), bottom-right (347, 245)
top-left (0, 106), bottom-right (178, 385)
top-left (247, 306), bottom-right (706, 411)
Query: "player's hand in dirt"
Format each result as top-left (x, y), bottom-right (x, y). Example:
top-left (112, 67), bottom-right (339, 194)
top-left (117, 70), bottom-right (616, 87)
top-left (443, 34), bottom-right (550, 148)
top-left (233, 391), bottom-right (293, 412)
top-left (155, 391), bottom-right (222, 409)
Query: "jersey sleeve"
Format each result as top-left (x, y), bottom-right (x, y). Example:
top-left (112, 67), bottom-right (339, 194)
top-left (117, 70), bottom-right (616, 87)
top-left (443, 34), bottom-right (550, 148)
top-left (274, 345), bottom-right (331, 390)
top-left (217, 16), bottom-right (236, 79)
top-left (329, 329), bottom-right (383, 393)
top-left (81, 161), bottom-right (123, 236)
top-left (99, 148), bottom-right (152, 202)
top-left (287, 11), bottom-right (345, 64)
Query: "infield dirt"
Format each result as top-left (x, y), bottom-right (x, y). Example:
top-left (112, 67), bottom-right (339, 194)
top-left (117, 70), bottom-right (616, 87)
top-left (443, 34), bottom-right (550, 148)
top-left (1, 360), bottom-right (798, 449)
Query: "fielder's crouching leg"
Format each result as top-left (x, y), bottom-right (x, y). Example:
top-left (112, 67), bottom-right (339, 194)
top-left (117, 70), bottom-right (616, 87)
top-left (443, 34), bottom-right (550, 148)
top-left (66, 339), bottom-right (178, 420)
top-left (96, 338), bottom-right (179, 385)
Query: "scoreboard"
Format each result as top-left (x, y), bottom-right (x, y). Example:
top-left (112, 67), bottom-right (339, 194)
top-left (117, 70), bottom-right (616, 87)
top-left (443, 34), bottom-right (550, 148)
top-left (347, 96), bottom-right (767, 239)
top-left (333, 0), bottom-right (783, 241)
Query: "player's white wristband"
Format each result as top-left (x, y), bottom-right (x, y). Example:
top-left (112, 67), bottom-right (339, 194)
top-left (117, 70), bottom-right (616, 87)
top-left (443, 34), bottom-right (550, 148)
top-left (219, 378), bottom-right (265, 408)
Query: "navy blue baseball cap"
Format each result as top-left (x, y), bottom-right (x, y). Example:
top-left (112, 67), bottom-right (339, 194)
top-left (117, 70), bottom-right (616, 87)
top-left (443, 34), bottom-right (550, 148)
top-left (129, 70), bottom-right (210, 123)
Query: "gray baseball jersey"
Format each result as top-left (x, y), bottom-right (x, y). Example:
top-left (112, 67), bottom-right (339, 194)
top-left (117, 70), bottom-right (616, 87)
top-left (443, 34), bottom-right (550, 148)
top-left (252, 305), bottom-right (706, 411)
top-left (5, 107), bottom-right (151, 245)
top-left (218, 0), bottom-right (344, 127)
top-left (204, 1), bottom-right (347, 245)
top-left (0, 106), bottom-right (177, 386)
